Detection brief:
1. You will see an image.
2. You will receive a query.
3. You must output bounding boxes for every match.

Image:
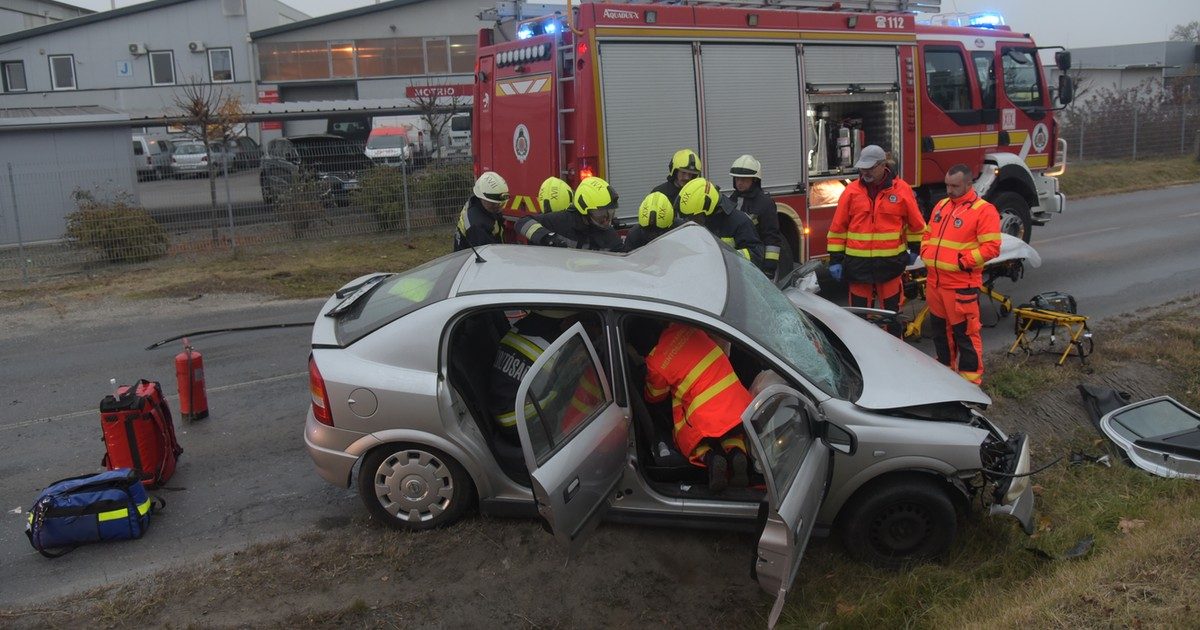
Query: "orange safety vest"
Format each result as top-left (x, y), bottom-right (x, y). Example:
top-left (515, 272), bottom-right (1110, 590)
top-left (827, 176), bottom-right (926, 264)
top-left (644, 323), bottom-right (752, 458)
top-left (562, 368), bottom-right (603, 434)
top-left (920, 190), bottom-right (1002, 289)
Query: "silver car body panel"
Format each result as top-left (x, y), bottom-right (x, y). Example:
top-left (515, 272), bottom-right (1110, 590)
top-left (785, 287), bottom-right (991, 410)
top-left (1100, 396), bottom-right (1200, 480)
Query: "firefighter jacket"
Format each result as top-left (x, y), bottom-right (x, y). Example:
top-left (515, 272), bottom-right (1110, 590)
top-left (623, 218), bottom-right (686, 252)
top-left (730, 185), bottom-right (784, 270)
top-left (703, 199), bottom-right (765, 269)
top-left (515, 209), bottom-right (623, 251)
top-left (644, 323), bottom-right (753, 459)
top-left (652, 179), bottom-right (683, 204)
top-left (826, 172), bottom-right (925, 283)
top-left (920, 190), bottom-right (1002, 290)
top-left (453, 196), bottom-right (503, 252)
top-left (488, 313), bottom-right (560, 431)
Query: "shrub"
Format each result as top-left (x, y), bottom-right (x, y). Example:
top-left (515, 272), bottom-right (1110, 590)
top-left (412, 162), bottom-right (473, 224)
top-left (353, 166), bottom-right (409, 231)
top-left (274, 177), bottom-right (329, 237)
top-left (65, 189), bottom-right (169, 263)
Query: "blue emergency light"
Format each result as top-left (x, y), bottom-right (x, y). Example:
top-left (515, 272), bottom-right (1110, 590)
top-left (968, 13), bottom-right (1004, 27)
top-left (544, 20), bottom-right (559, 35)
top-left (517, 26), bottom-right (534, 39)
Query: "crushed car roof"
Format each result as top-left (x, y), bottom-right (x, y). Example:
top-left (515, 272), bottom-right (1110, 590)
top-left (453, 225), bottom-right (729, 316)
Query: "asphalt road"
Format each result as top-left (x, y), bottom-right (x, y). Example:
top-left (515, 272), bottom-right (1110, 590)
top-left (2, 183), bottom-right (1198, 607)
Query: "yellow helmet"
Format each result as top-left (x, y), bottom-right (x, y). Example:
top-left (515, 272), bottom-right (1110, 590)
top-left (638, 191), bottom-right (674, 229)
top-left (677, 177), bottom-right (719, 216)
top-left (537, 177), bottom-right (573, 213)
top-left (573, 176), bottom-right (619, 216)
top-left (668, 149), bottom-right (702, 178)
top-left (730, 154), bottom-right (762, 180)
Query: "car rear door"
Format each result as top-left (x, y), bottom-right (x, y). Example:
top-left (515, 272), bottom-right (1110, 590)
top-left (514, 321), bottom-right (628, 546)
top-left (741, 383), bottom-right (839, 628)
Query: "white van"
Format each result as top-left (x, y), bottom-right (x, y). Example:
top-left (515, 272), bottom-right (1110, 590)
top-left (133, 135), bottom-right (174, 180)
top-left (446, 113), bottom-right (471, 157)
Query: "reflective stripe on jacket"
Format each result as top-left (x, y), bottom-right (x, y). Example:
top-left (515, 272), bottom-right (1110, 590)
top-left (920, 190), bottom-right (1002, 289)
top-left (644, 323), bottom-right (752, 458)
top-left (826, 174), bottom-right (925, 282)
top-left (453, 196), bottom-right (503, 252)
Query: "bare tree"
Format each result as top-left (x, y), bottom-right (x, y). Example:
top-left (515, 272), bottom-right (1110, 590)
top-left (1170, 21), bottom-right (1200, 42)
top-left (172, 77), bottom-right (246, 243)
top-left (409, 79), bottom-right (465, 165)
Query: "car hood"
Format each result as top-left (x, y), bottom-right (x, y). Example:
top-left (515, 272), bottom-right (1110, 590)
top-left (785, 288), bottom-right (991, 410)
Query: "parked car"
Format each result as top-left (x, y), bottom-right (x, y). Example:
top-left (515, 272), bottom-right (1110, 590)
top-left (170, 141), bottom-right (233, 177)
top-left (445, 112), bottom-right (471, 157)
top-left (364, 126), bottom-right (421, 169)
top-left (303, 226), bottom-right (1034, 622)
top-left (260, 135), bottom-right (371, 207)
top-left (132, 135), bottom-right (174, 180)
top-left (226, 136), bottom-right (263, 170)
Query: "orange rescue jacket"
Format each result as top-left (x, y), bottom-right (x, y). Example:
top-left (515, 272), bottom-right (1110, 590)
top-left (827, 174), bottom-right (926, 283)
top-left (920, 190), bottom-right (1002, 289)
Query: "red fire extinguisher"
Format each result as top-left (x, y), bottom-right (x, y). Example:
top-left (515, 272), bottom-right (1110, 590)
top-left (175, 338), bottom-right (209, 421)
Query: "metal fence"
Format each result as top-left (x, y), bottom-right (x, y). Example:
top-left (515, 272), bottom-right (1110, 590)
top-left (0, 152), bottom-right (471, 287)
top-left (1058, 103), bottom-right (1200, 162)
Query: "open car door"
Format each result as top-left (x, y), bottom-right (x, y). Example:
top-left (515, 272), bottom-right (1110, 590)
top-left (742, 383), bottom-right (847, 628)
top-left (514, 321), bottom-right (629, 546)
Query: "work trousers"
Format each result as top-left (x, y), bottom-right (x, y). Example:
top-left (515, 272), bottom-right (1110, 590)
top-left (926, 284), bottom-right (984, 384)
top-left (849, 276), bottom-right (904, 337)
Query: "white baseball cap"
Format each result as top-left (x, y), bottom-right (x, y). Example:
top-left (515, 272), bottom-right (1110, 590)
top-left (853, 145), bottom-right (887, 169)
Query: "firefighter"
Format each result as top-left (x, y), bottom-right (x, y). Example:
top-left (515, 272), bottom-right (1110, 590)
top-left (623, 191), bottom-right (684, 252)
top-left (487, 310), bottom-right (573, 439)
top-left (536, 176), bottom-right (574, 213)
top-left (652, 148), bottom-right (702, 203)
top-left (921, 163), bottom-right (1001, 385)
top-left (453, 171), bottom-right (510, 252)
top-left (677, 177), bottom-right (764, 268)
top-left (644, 322), bottom-right (751, 493)
top-left (826, 145), bottom-right (925, 337)
top-left (515, 176), bottom-right (622, 251)
top-left (728, 154), bottom-right (784, 276)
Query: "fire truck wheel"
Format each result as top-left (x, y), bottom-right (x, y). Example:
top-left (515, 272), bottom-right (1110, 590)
top-left (358, 443), bottom-right (476, 530)
top-left (992, 191), bottom-right (1032, 243)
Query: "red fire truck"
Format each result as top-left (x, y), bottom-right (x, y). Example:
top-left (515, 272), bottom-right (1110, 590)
top-left (472, 0), bottom-right (1074, 260)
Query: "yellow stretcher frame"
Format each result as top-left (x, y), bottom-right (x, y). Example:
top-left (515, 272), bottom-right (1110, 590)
top-left (903, 279), bottom-right (1014, 340)
top-left (1007, 308), bottom-right (1092, 366)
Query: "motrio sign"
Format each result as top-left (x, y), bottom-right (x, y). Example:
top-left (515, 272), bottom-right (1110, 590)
top-left (405, 84), bottom-right (473, 98)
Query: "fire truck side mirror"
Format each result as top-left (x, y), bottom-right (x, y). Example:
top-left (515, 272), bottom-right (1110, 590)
top-left (1057, 74), bottom-right (1074, 106)
top-left (1054, 51), bottom-right (1071, 72)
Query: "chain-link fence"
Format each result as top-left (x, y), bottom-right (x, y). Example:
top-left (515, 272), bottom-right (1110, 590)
top-left (1058, 103), bottom-right (1200, 163)
top-left (0, 146), bottom-right (471, 287)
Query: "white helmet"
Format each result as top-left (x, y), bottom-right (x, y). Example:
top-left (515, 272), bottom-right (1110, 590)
top-left (473, 171), bottom-right (510, 204)
top-left (729, 154), bottom-right (762, 180)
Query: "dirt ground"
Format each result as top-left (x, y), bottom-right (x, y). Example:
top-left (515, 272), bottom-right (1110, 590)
top-left (3, 295), bottom-right (1198, 629)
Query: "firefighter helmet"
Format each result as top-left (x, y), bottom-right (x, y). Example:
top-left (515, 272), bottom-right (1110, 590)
top-left (677, 177), bottom-right (719, 216)
top-left (573, 176), bottom-right (619, 216)
top-left (668, 149), bottom-right (702, 178)
top-left (638, 191), bottom-right (674, 229)
top-left (472, 171), bottom-right (510, 204)
top-left (729, 154), bottom-right (762, 180)
top-left (537, 177), bottom-right (573, 213)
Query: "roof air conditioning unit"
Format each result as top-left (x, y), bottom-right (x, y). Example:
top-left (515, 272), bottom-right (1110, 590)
top-left (222, 0), bottom-right (246, 17)
top-left (128, 43), bottom-right (148, 56)
top-left (188, 41), bottom-right (207, 53)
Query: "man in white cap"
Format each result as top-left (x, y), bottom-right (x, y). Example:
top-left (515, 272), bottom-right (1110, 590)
top-left (825, 145), bottom-right (926, 336)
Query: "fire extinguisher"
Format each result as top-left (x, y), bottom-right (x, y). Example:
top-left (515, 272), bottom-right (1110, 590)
top-left (175, 338), bottom-right (209, 421)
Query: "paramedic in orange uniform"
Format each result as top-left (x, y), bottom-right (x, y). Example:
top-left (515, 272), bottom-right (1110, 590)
top-left (921, 164), bottom-right (1002, 385)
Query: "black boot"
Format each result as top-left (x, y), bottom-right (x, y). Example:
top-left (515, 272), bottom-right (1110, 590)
top-left (729, 449), bottom-right (749, 488)
top-left (706, 450), bottom-right (728, 494)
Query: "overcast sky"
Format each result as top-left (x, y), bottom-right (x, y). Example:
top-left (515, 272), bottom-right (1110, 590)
top-left (73, 1), bottom-right (1199, 50)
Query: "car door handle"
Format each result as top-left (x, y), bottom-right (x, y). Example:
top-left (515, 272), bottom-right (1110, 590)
top-left (563, 477), bottom-right (581, 503)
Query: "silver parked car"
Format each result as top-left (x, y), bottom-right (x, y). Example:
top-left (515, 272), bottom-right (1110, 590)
top-left (304, 226), bottom-right (1033, 623)
top-left (170, 140), bottom-right (233, 177)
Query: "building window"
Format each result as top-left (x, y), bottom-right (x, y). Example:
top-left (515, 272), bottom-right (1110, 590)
top-left (424, 38), bottom-right (448, 74)
top-left (2, 61), bottom-right (27, 92)
top-left (48, 54), bottom-right (75, 90)
top-left (258, 41), bottom-right (331, 81)
top-left (448, 36), bottom-right (476, 74)
top-left (924, 49), bottom-right (972, 112)
top-left (1002, 48), bottom-right (1043, 109)
top-left (208, 48), bottom-right (234, 82)
top-left (356, 37), bottom-right (423, 77)
top-left (330, 41), bottom-right (356, 77)
top-left (149, 50), bottom-right (175, 86)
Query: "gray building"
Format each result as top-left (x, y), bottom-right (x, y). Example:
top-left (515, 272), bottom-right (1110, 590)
top-left (0, 0), bottom-right (307, 114)
top-left (0, 0), bottom-right (91, 37)
top-left (1047, 41), bottom-right (1200, 102)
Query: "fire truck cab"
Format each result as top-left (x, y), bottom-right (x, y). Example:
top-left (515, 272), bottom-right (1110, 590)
top-left (472, 0), bottom-right (1073, 259)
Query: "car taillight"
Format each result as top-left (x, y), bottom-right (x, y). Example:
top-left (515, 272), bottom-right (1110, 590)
top-left (201, 156), bottom-right (208, 162)
top-left (309, 355), bottom-right (333, 426)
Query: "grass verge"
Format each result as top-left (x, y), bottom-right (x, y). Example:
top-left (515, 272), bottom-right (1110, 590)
top-left (1059, 155), bottom-right (1200, 199)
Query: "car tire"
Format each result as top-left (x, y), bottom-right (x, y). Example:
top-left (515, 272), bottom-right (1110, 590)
top-left (839, 476), bottom-right (957, 568)
top-left (991, 191), bottom-right (1032, 243)
top-left (357, 443), bottom-right (475, 530)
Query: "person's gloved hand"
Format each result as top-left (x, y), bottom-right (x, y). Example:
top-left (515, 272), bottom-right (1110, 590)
top-left (546, 233), bottom-right (577, 249)
top-left (828, 263), bottom-right (843, 283)
top-left (907, 250), bottom-right (921, 266)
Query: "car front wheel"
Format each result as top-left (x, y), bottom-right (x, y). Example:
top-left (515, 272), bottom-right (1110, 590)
top-left (839, 476), bottom-right (957, 568)
top-left (357, 444), bottom-right (474, 530)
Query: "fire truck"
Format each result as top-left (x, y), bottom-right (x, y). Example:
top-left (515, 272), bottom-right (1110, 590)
top-left (472, 0), bottom-right (1074, 260)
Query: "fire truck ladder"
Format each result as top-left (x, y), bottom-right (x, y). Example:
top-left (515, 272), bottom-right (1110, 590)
top-left (587, 0), bottom-right (942, 12)
top-left (556, 42), bottom-right (576, 179)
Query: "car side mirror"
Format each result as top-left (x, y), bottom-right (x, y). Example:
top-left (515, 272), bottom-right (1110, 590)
top-left (822, 422), bottom-right (856, 456)
top-left (1055, 50), bottom-right (1071, 72)
top-left (1057, 74), bottom-right (1074, 106)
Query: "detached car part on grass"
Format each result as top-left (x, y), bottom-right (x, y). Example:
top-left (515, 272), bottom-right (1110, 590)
top-left (1099, 396), bottom-right (1200, 480)
top-left (303, 226), bottom-right (1034, 623)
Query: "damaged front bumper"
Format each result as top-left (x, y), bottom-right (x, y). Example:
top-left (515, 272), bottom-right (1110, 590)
top-left (986, 433), bottom-right (1036, 534)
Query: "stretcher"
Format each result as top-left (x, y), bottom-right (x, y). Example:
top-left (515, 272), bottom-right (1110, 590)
top-left (1007, 307), bottom-right (1093, 365)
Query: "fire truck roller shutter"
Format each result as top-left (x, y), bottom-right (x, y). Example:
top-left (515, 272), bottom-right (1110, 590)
top-left (599, 42), bottom-right (699, 222)
top-left (803, 46), bottom-right (899, 90)
top-left (700, 44), bottom-right (804, 192)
